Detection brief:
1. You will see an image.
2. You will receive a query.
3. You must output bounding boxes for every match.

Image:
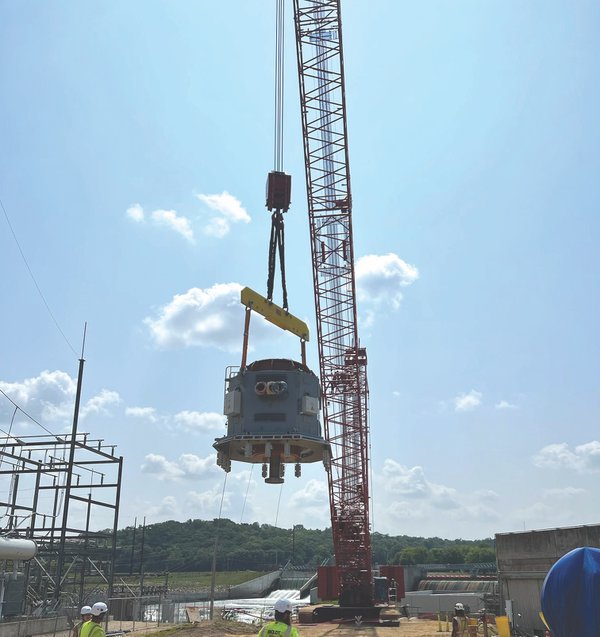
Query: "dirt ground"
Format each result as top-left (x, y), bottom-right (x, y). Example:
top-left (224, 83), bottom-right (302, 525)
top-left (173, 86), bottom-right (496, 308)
top-left (139, 618), bottom-right (450, 637)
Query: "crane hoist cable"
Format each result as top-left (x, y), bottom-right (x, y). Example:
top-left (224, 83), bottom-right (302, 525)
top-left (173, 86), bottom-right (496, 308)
top-left (273, 0), bottom-right (285, 174)
top-left (266, 0), bottom-right (291, 311)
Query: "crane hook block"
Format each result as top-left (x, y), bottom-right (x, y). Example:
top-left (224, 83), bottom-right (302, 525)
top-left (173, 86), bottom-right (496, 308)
top-left (266, 170), bottom-right (291, 212)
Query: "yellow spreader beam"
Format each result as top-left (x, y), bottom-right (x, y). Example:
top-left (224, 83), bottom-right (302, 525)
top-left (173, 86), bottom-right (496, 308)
top-left (241, 287), bottom-right (310, 341)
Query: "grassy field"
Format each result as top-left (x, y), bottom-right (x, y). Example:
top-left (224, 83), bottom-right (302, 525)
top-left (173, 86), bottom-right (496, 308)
top-left (114, 571), bottom-right (268, 590)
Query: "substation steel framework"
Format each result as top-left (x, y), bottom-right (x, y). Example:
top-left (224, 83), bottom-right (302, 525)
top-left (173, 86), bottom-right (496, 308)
top-left (293, 0), bottom-right (373, 607)
top-left (0, 433), bottom-right (122, 614)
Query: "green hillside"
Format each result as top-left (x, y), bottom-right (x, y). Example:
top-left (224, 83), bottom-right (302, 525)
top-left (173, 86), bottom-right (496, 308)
top-left (112, 519), bottom-right (495, 573)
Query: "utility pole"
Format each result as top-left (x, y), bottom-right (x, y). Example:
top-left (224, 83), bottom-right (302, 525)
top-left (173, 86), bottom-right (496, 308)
top-left (139, 517), bottom-right (146, 595)
top-left (129, 517), bottom-right (137, 576)
top-left (54, 325), bottom-right (87, 602)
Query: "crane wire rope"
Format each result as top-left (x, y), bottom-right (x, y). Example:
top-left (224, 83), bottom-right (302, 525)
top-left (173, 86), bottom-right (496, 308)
top-left (239, 463), bottom-right (254, 524)
top-left (273, 0), bottom-right (285, 172)
top-left (273, 481), bottom-right (284, 527)
top-left (209, 471), bottom-right (229, 619)
top-left (0, 195), bottom-right (78, 357)
top-left (266, 0), bottom-right (289, 310)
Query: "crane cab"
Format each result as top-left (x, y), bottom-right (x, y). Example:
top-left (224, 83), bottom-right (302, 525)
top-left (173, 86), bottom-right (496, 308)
top-left (214, 358), bottom-right (330, 483)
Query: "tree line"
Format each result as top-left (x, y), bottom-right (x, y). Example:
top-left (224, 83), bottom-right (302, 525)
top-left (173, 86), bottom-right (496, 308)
top-left (111, 518), bottom-right (496, 573)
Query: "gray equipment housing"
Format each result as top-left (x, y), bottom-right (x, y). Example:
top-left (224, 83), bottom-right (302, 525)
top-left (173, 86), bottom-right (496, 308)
top-left (214, 358), bottom-right (330, 483)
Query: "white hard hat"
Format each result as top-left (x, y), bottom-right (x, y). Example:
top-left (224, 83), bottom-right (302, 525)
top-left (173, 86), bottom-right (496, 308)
top-left (80, 606), bottom-right (92, 615)
top-left (91, 602), bottom-right (108, 616)
top-left (274, 599), bottom-right (293, 614)
top-left (455, 603), bottom-right (464, 611)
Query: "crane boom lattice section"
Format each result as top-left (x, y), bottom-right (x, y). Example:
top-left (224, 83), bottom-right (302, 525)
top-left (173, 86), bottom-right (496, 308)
top-left (293, 0), bottom-right (373, 607)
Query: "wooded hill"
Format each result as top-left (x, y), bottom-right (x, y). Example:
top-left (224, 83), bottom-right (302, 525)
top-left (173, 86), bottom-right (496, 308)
top-left (112, 519), bottom-right (495, 573)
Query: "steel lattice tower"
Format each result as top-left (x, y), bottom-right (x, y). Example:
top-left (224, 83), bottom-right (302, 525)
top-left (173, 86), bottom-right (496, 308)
top-left (293, 0), bottom-right (373, 607)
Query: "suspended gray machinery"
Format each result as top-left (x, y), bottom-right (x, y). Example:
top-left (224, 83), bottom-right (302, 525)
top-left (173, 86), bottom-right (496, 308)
top-left (213, 289), bottom-right (330, 484)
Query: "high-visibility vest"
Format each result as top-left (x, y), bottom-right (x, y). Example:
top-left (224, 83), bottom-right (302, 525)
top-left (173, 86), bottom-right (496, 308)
top-left (453, 616), bottom-right (468, 636)
top-left (258, 621), bottom-right (298, 637)
top-left (79, 621), bottom-right (105, 637)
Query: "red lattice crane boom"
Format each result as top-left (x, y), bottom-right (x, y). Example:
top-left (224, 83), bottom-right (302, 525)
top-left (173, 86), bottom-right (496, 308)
top-left (293, 0), bottom-right (373, 607)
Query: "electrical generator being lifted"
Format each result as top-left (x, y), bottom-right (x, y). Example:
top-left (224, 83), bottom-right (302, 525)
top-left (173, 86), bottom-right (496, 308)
top-left (213, 288), bottom-right (330, 484)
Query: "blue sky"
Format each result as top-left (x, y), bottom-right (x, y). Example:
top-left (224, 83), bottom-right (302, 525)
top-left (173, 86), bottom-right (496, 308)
top-left (1, 1), bottom-right (599, 541)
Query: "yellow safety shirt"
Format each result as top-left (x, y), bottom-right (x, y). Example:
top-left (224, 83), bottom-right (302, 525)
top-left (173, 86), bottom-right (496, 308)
top-left (258, 620), bottom-right (299, 637)
top-left (79, 620), bottom-right (105, 637)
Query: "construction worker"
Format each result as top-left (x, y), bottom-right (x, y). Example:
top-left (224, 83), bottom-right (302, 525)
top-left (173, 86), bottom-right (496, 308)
top-left (80, 602), bottom-right (108, 637)
top-left (71, 605), bottom-right (92, 637)
top-left (451, 603), bottom-right (468, 637)
top-left (258, 599), bottom-right (299, 637)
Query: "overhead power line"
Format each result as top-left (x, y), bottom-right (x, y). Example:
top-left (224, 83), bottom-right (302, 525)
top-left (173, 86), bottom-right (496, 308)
top-left (0, 194), bottom-right (78, 356)
top-left (0, 387), bottom-right (57, 437)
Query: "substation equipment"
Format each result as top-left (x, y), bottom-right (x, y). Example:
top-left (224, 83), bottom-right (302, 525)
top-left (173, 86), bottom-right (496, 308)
top-left (0, 431), bottom-right (122, 617)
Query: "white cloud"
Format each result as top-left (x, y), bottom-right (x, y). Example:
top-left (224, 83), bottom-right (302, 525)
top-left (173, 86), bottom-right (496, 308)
top-left (124, 405), bottom-right (224, 433)
top-left (125, 406), bottom-right (158, 422)
top-left (81, 390), bottom-right (121, 418)
top-left (542, 486), bottom-right (586, 499)
top-left (151, 209), bottom-right (194, 243)
top-left (454, 390), bottom-right (482, 412)
top-left (203, 217), bottom-right (230, 238)
top-left (126, 203), bottom-right (145, 222)
top-left (179, 453), bottom-right (219, 477)
top-left (376, 459), bottom-right (501, 530)
top-left (288, 479), bottom-right (330, 527)
top-left (0, 371), bottom-right (119, 427)
top-left (142, 495), bottom-right (180, 522)
top-left (126, 204), bottom-right (195, 242)
top-left (510, 498), bottom-right (585, 532)
top-left (156, 495), bottom-right (178, 516)
top-left (382, 460), bottom-right (459, 508)
top-left (290, 479), bottom-right (328, 507)
top-left (0, 370), bottom-right (74, 412)
top-left (356, 253), bottom-right (418, 310)
top-left (144, 282), bottom-right (275, 351)
top-left (473, 489), bottom-right (499, 502)
top-left (197, 191), bottom-right (250, 223)
top-left (495, 400), bottom-right (517, 410)
top-left (174, 411), bottom-right (225, 433)
top-left (141, 454), bottom-right (185, 480)
top-left (533, 441), bottom-right (600, 473)
top-left (197, 191), bottom-right (251, 238)
top-left (141, 452), bottom-right (219, 481)
top-left (185, 487), bottom-right (232, 515)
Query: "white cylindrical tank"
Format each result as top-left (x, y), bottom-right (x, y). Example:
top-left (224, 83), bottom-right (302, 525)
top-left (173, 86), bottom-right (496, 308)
top-left (0, 537), bottom-right (37, 560)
